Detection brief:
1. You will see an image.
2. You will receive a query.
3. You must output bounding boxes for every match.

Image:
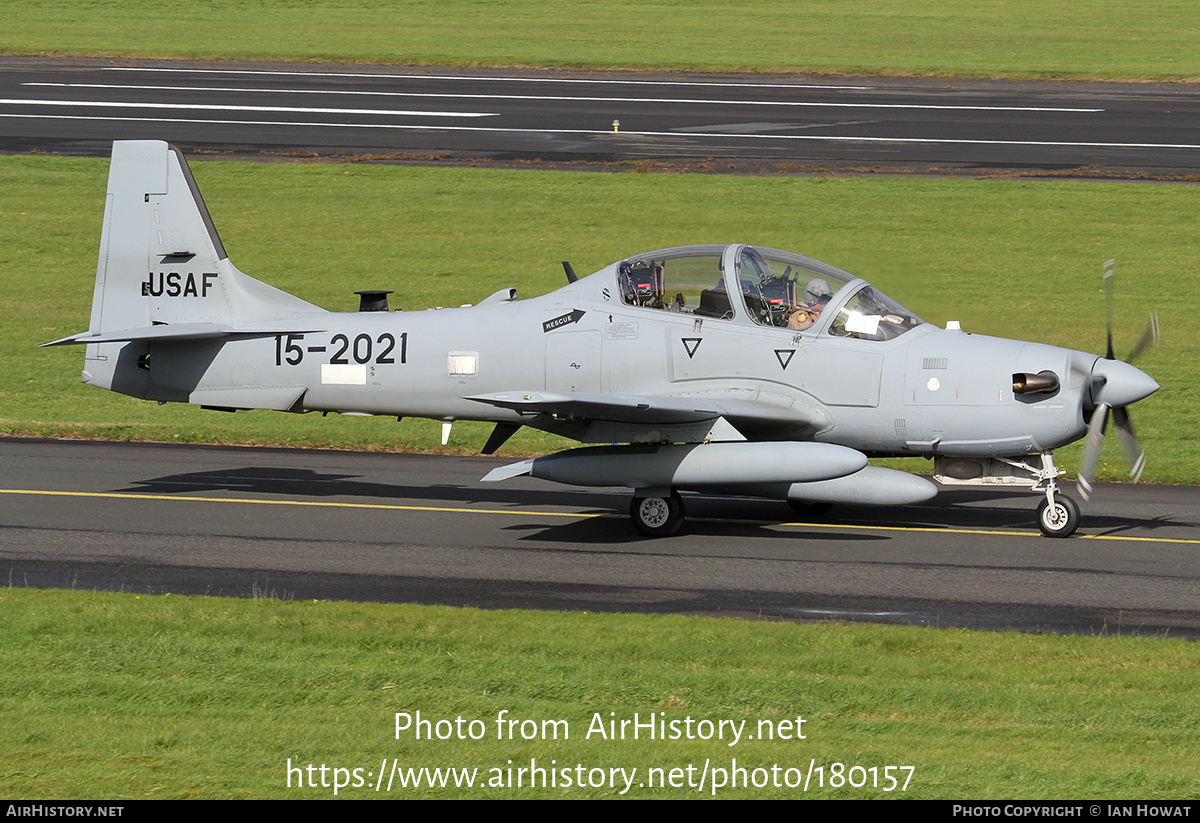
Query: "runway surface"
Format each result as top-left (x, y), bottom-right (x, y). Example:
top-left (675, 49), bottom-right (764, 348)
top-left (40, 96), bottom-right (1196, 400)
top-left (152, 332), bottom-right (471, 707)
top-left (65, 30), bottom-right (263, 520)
top-left (3, 438), bottom-right (1198, 637)
top-left (4, 57), bottom-right (1200, 176)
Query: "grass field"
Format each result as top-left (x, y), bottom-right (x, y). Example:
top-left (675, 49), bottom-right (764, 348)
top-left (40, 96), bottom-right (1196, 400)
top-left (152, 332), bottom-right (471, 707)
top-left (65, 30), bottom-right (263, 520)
top-left (4, 155), bottom-right (1195, 483)
top-left (3, 1), bottom-right (1200, 81)
top-left (2, 588), bottom-right (1197, 799)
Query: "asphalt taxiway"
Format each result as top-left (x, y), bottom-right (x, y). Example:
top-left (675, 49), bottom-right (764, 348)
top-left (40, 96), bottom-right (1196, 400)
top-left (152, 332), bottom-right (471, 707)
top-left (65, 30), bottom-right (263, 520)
top-left (4, 57), bottom-right (1200, 176)
top-left (3, 438), bottom-right (1197, 637)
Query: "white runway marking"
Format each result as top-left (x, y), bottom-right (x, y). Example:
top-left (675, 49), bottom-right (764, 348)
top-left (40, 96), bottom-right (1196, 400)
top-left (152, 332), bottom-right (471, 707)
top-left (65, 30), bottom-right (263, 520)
top-left (0, 111), bottom-right (1193, 150)
top-left (0, 97), bottom-right (496, 118)
top-left (103, 65), bottom-right (872, 91)
top-left (24, 82), bottom-right (1104, 113)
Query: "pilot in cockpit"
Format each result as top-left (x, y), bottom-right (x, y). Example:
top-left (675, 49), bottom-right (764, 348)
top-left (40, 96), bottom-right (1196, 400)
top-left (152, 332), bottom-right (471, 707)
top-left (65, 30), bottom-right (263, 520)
top-left (785, 277), bottom-right (834, 330)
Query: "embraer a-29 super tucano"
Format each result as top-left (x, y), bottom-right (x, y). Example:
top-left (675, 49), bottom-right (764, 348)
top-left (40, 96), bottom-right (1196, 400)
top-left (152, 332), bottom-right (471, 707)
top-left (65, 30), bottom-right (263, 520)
top-left (45, 141), bottom-right (1160, 538)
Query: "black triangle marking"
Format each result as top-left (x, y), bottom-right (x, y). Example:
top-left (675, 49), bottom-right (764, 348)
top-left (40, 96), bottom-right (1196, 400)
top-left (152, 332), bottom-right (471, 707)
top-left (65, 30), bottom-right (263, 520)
top-left (682, 337), bottom-right (702, 358)
top-left (774, 349), bottom-right (795, 370)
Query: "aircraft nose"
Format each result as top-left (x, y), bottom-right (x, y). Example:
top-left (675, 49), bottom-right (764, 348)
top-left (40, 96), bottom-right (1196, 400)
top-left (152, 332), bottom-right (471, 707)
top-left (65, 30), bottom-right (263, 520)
top-left (1091, 358), bottom-right (1159, 408)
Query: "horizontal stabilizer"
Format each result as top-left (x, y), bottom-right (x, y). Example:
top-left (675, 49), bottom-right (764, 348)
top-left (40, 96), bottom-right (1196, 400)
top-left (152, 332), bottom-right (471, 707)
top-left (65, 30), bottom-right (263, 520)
top-left (42, 322), bottom-right (327, 347)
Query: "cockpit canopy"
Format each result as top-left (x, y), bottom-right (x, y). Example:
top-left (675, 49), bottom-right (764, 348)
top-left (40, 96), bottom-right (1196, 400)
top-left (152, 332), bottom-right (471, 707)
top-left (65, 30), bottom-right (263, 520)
top-left (616, 244), bottom-right (923, 340)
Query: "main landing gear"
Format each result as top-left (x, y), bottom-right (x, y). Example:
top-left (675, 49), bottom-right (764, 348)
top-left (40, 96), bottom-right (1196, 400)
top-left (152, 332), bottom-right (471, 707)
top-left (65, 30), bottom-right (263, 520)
top-left (630, 491), bottom-right (685, 537)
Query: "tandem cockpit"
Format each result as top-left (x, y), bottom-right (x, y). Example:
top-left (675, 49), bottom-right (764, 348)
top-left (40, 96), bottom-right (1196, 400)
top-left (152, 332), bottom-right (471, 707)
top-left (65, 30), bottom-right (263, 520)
top-left (615, 244), bottom-right (923, 341)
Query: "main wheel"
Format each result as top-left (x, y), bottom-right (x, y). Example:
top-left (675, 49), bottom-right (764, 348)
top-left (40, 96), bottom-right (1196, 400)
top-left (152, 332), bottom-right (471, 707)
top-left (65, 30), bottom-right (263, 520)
top-left (630, 492), bottom-right (685, 537)
top-left (1037, 494), bottom-right (1080, 538)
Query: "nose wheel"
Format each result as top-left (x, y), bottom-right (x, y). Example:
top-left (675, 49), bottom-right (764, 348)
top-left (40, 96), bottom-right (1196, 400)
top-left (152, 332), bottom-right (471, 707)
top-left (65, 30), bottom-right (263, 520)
top-left (630, 491), bottom-right (685, 537)
top-left (1037, 493), bottom-right (1080, 538)
top-left (1024, 451), bottom-right (1080, 538)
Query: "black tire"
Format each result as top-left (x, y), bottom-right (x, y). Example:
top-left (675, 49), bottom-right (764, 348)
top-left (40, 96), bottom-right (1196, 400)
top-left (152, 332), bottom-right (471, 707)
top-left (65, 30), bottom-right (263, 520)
top-left (630, 491), bottom-right (685, 537)
top-left (787, 500), bottom-right (834, 519)
top-left (1037, 495), bottom-right (1080, 538)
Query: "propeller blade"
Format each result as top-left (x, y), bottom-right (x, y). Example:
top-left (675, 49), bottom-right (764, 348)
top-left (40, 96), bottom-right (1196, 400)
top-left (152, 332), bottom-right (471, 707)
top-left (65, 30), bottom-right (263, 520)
top-left (1125, 311), bottom-right (1159, 364)
top-left (1078, 402), bottom-right (1110, 501)
top-left (1103, 259), bottom-right (1115, 360)
top-left (1079, 261), bottom-right (1156, 496)
top-left (1112, 406), bottom-right (1147, 482)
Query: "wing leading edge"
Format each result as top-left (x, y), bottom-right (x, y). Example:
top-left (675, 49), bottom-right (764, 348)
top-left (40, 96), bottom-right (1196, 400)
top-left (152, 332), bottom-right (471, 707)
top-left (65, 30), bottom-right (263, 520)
top-left (466, 389), bottom-right (829, 442)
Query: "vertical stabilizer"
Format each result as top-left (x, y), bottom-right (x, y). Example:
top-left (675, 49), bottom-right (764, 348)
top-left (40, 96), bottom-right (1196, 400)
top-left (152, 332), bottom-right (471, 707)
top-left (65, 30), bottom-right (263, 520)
top-left (67, 141), bottom-right (324, 397)
top-left (89, 140), bottom-right (321, 335)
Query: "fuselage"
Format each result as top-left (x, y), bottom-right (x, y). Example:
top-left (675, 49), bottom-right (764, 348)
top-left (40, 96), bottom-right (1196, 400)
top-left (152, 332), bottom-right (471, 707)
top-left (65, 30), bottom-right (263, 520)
top-left (114, 243), bottom-right (1107, 461)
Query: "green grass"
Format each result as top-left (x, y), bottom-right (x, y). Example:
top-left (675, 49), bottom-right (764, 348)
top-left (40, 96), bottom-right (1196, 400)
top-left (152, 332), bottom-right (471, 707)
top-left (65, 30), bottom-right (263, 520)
top-left (1, 588), bottom-right (1196, 799)
top-left (3, 1), bottom-right (1200, 81)
top-left (3, 156), bottom-right (1195, 483)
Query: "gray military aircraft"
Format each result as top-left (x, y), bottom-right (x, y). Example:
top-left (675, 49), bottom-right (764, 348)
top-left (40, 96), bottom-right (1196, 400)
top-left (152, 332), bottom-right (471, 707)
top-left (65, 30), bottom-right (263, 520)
top-left (45, 141), bottom-right (1160, 538)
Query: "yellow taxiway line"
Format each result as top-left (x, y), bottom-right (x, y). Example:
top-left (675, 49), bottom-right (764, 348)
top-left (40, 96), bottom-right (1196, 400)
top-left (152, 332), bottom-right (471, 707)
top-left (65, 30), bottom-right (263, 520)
top-left (2, 488), bottom-right (1197, 545)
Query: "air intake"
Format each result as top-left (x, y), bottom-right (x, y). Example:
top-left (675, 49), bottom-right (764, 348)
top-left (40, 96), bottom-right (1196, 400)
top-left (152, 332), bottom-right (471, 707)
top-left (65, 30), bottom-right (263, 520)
top-left (355, 290), bottom-right (394, 312)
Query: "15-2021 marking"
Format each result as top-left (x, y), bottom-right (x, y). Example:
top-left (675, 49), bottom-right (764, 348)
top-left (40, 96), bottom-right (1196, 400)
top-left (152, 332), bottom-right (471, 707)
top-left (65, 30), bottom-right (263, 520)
top-left (275, 333), bottom-right (407, 366)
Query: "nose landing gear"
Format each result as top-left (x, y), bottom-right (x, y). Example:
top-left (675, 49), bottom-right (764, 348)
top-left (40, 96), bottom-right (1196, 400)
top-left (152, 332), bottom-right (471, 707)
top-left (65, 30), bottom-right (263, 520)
top-left (1032, 452), bottom-right (1080, 538)
top-left (934, 451), bottom-right (1082, 538)
top-left (1036, 492), bottom-right (1081, 538)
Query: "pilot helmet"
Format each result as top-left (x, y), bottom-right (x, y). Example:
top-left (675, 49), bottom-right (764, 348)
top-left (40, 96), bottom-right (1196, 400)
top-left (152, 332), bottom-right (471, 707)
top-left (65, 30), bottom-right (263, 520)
top-left (804, 277), bottom-right (833, 306)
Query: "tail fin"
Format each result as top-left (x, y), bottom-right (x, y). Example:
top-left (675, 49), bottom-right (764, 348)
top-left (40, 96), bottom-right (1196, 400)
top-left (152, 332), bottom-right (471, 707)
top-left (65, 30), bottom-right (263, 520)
top-left (85, 140), bottom-right (321, 334)
top-left (45, 141), bottom-right (326, 400)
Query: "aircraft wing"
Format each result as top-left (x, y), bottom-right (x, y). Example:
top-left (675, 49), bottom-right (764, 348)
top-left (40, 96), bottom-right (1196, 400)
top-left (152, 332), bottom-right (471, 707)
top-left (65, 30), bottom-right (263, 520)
top-left (466, 391), bottom-right (721, 424)
top-left (465, 390), bottom-right (828, 434)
